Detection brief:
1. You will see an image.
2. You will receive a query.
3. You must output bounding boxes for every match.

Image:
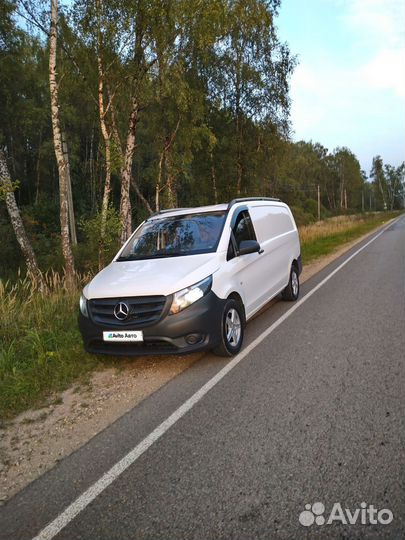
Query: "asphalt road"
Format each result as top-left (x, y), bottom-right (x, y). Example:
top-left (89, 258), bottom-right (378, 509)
top-left (1, 216), bottom-right (404, 540)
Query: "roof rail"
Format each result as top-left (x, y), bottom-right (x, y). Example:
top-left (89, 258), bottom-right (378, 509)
top-left (227, 197), bottom-right (281, 209)
top-left (148, 207), bottom-right (192, 218)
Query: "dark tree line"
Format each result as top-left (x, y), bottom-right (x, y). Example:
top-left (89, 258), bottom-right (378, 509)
top-left (0, 0), bottom-right (404, 283)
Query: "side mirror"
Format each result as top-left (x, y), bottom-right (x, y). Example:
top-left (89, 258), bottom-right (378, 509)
top-left (238, 240), bottom-right (261, 256)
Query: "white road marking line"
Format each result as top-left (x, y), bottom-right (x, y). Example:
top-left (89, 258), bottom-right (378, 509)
top-left (32, 217), bottom-right (400, 540)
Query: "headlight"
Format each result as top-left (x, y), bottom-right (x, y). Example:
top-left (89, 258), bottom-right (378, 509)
top-left (79, 294), bottom-right (89, 317)
top-left (169, 276), bottom-right (212, 315)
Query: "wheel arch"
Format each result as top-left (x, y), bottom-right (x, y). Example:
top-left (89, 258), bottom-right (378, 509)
top-left (227, 291), bottom-right (246, 325)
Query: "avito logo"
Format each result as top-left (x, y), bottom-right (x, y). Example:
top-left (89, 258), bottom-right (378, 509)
top-left (299, 501), bottom-right (393, 527)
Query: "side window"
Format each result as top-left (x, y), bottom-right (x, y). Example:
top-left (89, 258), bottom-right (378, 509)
top-left (233, 210), bottom-right (256, 249)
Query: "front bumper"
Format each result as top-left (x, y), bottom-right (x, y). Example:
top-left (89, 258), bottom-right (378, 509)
top-left (79, 290), bottom-right (226, 356)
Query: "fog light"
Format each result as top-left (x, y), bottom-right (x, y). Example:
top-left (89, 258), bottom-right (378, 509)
top-left (186, 333), bottom-right (203, 345)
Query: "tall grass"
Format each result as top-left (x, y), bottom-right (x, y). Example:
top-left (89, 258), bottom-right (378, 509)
top-left (0, 271), bottom-right (109, 419)
top-left (300, 211), bottom-right (400, 263)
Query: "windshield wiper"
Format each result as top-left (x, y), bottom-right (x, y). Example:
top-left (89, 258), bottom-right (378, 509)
top-left (117, 253), bottom-right (169, 261)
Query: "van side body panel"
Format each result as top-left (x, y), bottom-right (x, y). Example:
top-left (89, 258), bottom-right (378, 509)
top-left (211, 201), bottom-right (301, 321)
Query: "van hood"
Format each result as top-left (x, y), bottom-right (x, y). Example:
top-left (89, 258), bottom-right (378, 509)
top-left (85, 253), bottom-right (220, 299)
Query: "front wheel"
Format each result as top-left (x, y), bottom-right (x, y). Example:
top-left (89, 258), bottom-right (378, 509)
top-left (282, 265), bottom-right (300, 301)
top-left (213, 299), bottom-right (244, 357)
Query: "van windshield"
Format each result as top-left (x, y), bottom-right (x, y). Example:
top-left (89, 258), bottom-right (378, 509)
top-left (117, 211), bottom-right (227, 261)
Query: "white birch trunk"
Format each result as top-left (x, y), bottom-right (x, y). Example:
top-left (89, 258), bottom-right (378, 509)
top-left (97, 48), bottom-right (112, 270)
top-left (155, 150), bottom-right (165, 212)
top-left (61, 132), bottom-right (77, 245)
top-left (119, 96), bottom-right (138, 244)
top-left (0, 149), bottom-right (45, 290)
top-left (210, 150), bottom-right (218, 204)
top-left (108, 88), bottom-right (152, 219)
top-left (49, 0), bottom-right (76, 289)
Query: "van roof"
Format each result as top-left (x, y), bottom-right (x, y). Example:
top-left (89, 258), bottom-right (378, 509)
top-left (148, 198), bottom-right (284, 220)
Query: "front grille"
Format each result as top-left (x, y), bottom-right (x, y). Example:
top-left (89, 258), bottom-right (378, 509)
top-left (89, 296), bottom-right (167, 327)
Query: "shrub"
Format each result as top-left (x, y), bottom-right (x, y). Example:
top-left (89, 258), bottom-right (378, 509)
top-left (77, 207), bottom-right (121, 272)
top-left (290, 205), bottom-right (315, 226)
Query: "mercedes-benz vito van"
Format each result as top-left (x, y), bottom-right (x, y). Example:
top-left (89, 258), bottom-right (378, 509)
top-left (79, 198), bottom-right (302, 357)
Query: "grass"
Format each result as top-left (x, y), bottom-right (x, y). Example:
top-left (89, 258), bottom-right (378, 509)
top-left (0, 211), bottom-right (401, 419)
top-left (0, 272), bottom-right (114, 419)
top-left (300, 211), bottom-right (401, 264)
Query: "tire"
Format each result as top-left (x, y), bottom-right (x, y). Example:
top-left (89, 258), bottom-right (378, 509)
top-left (213, 299), bottom-right (244, 357)
top-left (282, 265), bottom-right (300, 301)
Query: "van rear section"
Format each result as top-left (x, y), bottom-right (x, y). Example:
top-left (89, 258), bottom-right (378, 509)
top-left (249, 203), bottom-right (301, 298)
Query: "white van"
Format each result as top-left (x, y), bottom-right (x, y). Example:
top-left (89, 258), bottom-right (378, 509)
top-left (79, 198), bottom-right (302, 356)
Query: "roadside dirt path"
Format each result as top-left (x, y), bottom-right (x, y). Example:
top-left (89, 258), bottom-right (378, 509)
top-left (0, 222), bottom-right (392, 503)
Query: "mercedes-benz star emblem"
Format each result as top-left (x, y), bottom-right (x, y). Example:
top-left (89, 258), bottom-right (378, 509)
top-left (114, 302), bottom-right (130, 321)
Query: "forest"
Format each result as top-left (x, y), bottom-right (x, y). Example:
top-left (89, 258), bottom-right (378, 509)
top-left (0, 0), bottom-right (404, 286)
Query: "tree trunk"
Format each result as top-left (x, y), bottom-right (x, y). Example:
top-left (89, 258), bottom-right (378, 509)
top-left (236, 115), bottom-right (243, 196)
top-left (165, 153), bottom-right (177, 208)
top-left (97, 40), bottom-right (112, 270)
top-left (155, 149), bottom-right (165, 212)
top-left (0, 149), bottom-right (45, 290)
top-left (61, 132), bottom-right (77, 245)
top-left (35, 130), bottom-right (42, 205)
top-left (119, 96), bottom-right (138, 244)
top-left (49, 0), bottom-right (76, 289)
top-left (235, 48), bottom-right (243, 196)
top-left (378, 177), bottom-right (387, 208)
top-left (107, 85), bottom-right (124, 155)
top-left (109, 87), bottom-right (152, 219)
top-left (166, 174), bottom-right (176, 208)
top-left (339, 164), bottom-right (345, 209)
top-left (210, 150), bottom-right (218, 204)
top-left (98, 138), bottom-right (111, 270)
top-left (131, 175), bottom-right (153, 214)
top-left (325, 188), bottom-right (332, 210)
top-left (155, 119), bottom-right (180, 211)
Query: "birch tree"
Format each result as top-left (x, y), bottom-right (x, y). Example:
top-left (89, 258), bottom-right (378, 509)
top-left (49, 0), bottom-right (76, 288)
top-left (93, 0), bottom-right (113, 269)
top-left (370, 156), bottom-right (387, 210)
top-left (0, 149), bottom-right (45, 289)
top-left (385, 163), bottom-right (404, 211)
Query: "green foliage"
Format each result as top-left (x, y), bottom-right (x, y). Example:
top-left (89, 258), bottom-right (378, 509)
top-left (0, 277), bottom-right (112, 418)
top-left (77, 206), bottom-right (121, 271)
top-left (0, 213), bottom-right (23, 277)
top-left (303, 199), bottom-right (318, 219)
top-left (289, 205), bottom-right (315, 226)
top-left (0, 179), bottom-right (20, 201)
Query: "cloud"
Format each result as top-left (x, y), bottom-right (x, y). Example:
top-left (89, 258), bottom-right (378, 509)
top-left (341, 0), bottom-right (405, 98)
top-left (360, 48), bottom-right (405, 99)
top-left (289, 61), bottom-right (365, 136)
top-left (341, 0), bottom-right (404, 48)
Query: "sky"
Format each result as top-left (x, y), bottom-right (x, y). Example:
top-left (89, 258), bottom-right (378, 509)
top-left (277, 0), bottom-right (405, 175)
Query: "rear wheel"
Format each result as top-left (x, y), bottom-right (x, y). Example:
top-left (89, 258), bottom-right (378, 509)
top-left (213, 299), bottom-right (244, 357)
top-left (282, 265), bottom-right (300, 301)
